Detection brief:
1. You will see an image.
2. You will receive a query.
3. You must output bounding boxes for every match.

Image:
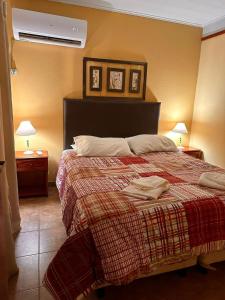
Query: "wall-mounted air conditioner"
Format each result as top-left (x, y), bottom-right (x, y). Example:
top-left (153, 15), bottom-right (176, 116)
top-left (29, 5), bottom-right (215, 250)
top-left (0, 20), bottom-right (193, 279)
top-left (13, 8), bottom-right (87, 48)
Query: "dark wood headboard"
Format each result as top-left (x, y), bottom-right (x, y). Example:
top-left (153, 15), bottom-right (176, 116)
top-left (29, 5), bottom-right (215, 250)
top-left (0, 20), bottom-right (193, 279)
top-left (63, 99), bottom-right (161, 149)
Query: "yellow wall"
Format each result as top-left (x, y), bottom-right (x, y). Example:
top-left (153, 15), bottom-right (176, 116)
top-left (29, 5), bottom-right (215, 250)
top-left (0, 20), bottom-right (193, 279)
top-left (11, 0), bottom-right (202, 181)
top-left (190, 34), bottom-right (225, 168)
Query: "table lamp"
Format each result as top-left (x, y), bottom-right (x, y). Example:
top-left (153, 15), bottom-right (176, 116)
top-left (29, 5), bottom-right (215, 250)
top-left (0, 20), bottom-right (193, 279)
top-left (172, 122), bottom-right (188, 149)
top-left (16, 121), bottom-right (36, 155)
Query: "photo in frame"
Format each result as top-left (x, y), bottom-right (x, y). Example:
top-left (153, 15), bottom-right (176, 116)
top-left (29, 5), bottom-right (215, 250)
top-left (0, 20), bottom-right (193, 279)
top-left (129, 69), bottom-right (141, 93)
top-left (107, 68), bottom-right (125, 92)
top-left (83, 57), bottom-right (147, 100)
top-left (90, 66), bottom-right (102, 91)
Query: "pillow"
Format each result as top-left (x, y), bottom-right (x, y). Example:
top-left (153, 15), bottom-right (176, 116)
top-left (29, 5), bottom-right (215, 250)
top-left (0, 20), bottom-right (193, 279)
top-left (73, 135), bottom-right (133, 157)
top-left (126, 134), bottom-right (177, 154)
top-left (71, 144), bottom-right (78, 151)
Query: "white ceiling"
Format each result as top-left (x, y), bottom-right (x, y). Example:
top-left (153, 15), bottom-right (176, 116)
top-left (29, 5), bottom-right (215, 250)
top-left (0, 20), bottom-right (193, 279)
top-left (52, 0), bottom-right (225, 29)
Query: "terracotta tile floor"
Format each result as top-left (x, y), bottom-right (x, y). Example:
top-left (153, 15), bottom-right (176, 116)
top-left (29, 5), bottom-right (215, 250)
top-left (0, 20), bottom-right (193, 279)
top-left (9, 186), bottom-right (225, 300)
top-left (9, 187), bottom-right (65, 300)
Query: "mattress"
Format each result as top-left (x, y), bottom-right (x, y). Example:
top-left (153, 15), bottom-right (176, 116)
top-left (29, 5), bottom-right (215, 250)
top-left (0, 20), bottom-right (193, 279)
top-left (44, 150), bottom-right (225, 300)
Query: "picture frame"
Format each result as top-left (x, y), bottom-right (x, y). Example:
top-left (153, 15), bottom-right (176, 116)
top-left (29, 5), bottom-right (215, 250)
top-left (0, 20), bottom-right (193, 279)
top-left (90, 66), bottom-right (102, 91)
top-left (107, 68), bottom-right (125, 92)
top-left (129, 69), bottom-right (141, 93)
top-left (83, 57), bottom-right (147, 100)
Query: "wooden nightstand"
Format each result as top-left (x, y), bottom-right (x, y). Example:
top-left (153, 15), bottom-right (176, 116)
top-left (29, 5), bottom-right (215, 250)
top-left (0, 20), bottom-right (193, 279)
top-left (180, 146), bottom-right (203, 160)
top-left (16, 150), bottom-right (48, 198)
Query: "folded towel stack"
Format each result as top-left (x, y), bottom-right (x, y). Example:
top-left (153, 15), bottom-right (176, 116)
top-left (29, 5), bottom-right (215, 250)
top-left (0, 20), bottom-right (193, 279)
top-left (122, 176), bottom-right (170, 200)
top-left (199, 172), bottom-right (225, 191)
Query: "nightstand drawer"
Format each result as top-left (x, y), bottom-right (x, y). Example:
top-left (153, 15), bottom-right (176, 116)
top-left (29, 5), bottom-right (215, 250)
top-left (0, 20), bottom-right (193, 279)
top-left (16, 150), bottom-right (48, 198)
top-left (17, 158), bottom-right (48, 172)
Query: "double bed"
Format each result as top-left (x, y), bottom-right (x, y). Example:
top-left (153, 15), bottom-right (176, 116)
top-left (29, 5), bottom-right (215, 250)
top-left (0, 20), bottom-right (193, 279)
top-left (44, 99), bottom-right (225, 300)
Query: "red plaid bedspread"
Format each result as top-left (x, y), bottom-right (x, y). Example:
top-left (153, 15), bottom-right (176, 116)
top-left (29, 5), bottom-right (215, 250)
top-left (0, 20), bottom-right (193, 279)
top-left (44, 151), bottom-right (225, 299)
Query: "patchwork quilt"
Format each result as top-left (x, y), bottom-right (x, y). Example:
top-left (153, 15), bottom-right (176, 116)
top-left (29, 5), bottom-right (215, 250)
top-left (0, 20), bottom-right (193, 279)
top-left (44, 150), bottom-right (225, 300)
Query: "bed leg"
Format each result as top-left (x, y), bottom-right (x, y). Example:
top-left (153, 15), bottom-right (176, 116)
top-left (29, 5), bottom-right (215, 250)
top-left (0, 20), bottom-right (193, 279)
top-left (197, 264), bottom-right (208, 274)
top-left (197, 258), bottom-right (217, 274)
top-left (96, 288), bottom-right (105, 299)
top-left (197, 262), bottom-right (216, 274)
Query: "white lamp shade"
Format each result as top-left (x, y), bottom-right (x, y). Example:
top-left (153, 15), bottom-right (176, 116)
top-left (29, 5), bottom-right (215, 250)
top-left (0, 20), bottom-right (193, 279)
top-left (16, 121), bottom-right (36, 136)
top-left (172, 122), bottom-right (188, 134)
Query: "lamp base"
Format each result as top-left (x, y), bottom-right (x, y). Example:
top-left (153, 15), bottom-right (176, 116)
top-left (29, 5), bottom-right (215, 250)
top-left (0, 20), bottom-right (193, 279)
top-left (24, 150), bottom-right (34, 155)
top-left (177, 146), bottom-right (184, 150)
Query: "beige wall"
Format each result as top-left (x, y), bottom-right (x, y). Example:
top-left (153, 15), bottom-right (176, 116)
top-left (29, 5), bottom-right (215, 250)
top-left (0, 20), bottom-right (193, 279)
top-left (190, 34), bottom-right (225, 169)
top-left (11, 0), bottom-right (202, 181)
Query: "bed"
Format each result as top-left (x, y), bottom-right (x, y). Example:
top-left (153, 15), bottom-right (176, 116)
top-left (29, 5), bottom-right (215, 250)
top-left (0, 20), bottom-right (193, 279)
top-left (44, 99), bottom-right (225, 300)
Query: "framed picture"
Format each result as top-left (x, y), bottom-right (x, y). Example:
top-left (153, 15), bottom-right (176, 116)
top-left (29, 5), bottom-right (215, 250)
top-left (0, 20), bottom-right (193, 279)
top-left (107, 68), bottom-right (125, 92)
top-left (129, 69), bottom-right (141, 93)
top-left (90, 66), bottom-right (102, 91)
top-left (83, 57), bottom-right (147, 100)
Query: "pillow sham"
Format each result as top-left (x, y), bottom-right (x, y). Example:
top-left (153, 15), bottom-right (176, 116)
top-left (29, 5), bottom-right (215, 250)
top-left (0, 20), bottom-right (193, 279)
top-left (73, 135), bottom-right (133, 157)
top-left (126, 134), bottom-right (177, 155)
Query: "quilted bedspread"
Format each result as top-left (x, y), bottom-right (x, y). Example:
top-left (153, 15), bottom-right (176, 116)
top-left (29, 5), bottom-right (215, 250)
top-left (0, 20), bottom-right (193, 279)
top-left (44, 150), bottom-right (225, 300)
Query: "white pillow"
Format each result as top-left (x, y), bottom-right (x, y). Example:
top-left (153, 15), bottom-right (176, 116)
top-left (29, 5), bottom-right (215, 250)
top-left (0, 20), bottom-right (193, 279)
top-left (126, 134), bottom-right (177, 155)
top-left (71, 144), bottom-right (78, 151)
top-left (73, 135), bottom-right (133, 157)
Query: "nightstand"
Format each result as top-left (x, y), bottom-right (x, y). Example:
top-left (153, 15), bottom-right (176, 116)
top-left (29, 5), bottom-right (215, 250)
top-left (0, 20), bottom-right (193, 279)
top-left (16, 150), bottom-right (48, 198)
top-left (180, 146), bottom-right (203, 160)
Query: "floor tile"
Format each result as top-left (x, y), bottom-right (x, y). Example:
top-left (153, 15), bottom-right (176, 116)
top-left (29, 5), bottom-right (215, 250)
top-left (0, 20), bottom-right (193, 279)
top-left (40, 227), bottom-right (66, 253)
top-left (39, 251), bottom-right (57, 285)
top-left (40, 201), bottom-right (61, 213)
top-left (40, 210), bottom-right (63, 230)
top-left (15, 231), bottom-right (39, 257)
top-left (9, 255), bottom-right (39, 292)
top-left (19, 201), bottom-right (40, 215)
top-left (42, 203), bottom-right (61, 212)
top-left (40, 286), bottom-right (54, 300)
top-left (20, 212), bottom-right (39, 232)
top-left (9, 288), bottom-right (39, 300)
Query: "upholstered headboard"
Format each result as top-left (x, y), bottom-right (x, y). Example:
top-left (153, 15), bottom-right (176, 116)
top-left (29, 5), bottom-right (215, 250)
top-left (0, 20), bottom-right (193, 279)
top-left (63, 99), bottom-right (161, 149)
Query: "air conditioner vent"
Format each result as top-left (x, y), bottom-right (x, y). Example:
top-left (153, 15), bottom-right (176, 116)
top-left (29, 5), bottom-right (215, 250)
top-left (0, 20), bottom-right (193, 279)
top-left (19, 32), bottom-right (82, 46)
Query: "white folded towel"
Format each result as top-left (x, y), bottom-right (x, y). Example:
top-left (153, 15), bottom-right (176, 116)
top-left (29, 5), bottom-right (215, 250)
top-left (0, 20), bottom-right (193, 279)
top-left (122, 176), bottom-right (170, 200)
top-left (131, 176), bottom-right (168, 190)
top-left (199, 172), bottom-right (225, 191)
